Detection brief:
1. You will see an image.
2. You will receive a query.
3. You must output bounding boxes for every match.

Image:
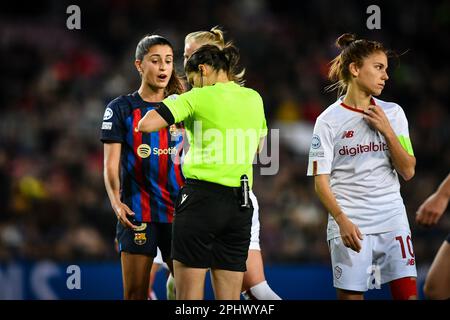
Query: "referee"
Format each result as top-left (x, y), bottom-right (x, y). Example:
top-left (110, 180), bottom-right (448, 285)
top-left (137, 44), bottom-right (267, 300)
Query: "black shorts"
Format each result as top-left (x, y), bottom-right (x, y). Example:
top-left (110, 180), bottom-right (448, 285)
top-left (116, 220), bottom-right (172, 262)
top-left (446, 233), bottom-right (450, 244)
top-left (172, 179), bottom-right (253, 272)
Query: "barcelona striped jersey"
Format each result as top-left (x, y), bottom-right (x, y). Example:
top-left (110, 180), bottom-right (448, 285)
top-left (101, 91), bottom-right (185, 223)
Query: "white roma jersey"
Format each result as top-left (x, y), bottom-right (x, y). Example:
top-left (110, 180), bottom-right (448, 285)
top-left (307, 97), bottom-right (414, 240)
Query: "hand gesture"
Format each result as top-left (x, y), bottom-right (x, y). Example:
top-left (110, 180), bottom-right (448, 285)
top-left (363, 104), bottom-right (392, 135)
top-left (113, 201), bottom-right (136, 229)
top-left (336, 214), bottom-right (363, 253)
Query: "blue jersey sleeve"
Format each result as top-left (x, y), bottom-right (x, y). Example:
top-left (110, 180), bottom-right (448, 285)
top-left (100, 97), bottom-right (127, 143)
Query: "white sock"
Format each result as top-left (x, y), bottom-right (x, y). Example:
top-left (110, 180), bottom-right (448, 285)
top-left (166, 273), bottom-right (176, 300)
top-left (242, 281), bottom-right (281, 300)
top-left (148, 290), bottom-right (158, 300)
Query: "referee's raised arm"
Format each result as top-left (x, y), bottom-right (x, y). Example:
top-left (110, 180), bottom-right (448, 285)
top-left (136, 108), bottom-right (170, 133)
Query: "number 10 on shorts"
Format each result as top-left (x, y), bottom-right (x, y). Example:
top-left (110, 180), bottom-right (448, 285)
top-left (395, 235), bottom-right (415, 266)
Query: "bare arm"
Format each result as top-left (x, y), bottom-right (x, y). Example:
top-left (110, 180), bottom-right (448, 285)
top-left (363, 105), bottom-right (415, 181)
top-left (137, 109), bottom-right (168, 133)
top-left (103, 143), bottom-right (136, 229)
top-left (314, 174), bottom-right (363, 252)
top-left (416, 173), bottom-right (450, 226)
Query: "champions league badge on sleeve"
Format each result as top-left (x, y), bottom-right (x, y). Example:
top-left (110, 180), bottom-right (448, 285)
top-left (103, 107), bottom-right (113, 120)
top-left (311, 134), bottom-right (321, 149)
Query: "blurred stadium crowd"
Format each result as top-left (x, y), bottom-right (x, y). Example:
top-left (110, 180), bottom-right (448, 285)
top-left (0, 0), bottom-right (449, 268)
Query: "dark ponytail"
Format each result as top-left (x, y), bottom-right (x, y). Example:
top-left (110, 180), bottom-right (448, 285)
top-left (222, 45), bottom-right (244, 84)
top-left (185, 44), bottom-right (244, 84)
top-left (336, 33), bottom-right (357, 50)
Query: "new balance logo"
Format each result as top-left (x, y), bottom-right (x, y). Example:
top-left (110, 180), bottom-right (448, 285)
top-left (406, 258), bottom-right (415, 266)
top-left (342, 130), bottom-right (354, 138)
top-left (180, 194), bottom-right (188, 205)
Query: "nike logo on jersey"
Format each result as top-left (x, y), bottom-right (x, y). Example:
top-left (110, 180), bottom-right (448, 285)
top-left (181, 194), bottom-right (188, 204)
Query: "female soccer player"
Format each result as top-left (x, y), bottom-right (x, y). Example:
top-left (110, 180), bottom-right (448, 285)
top-left (416, 173), bottom-right (450, 299)
top-left (307, 33), bottom-right (417, 300)
top-left (101, 35), bottom-right (184, 300)
top-left (138, 44), bottom-right (267, 300)
top-left (182, 27), bottom-right (280, 300)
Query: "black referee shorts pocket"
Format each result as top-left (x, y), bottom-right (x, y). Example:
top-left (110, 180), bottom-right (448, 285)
top-left (174, 186), bottom-right (185, 207)
top-left (175, 185), bottom-right (207, 215)
top-left (174, 186), bottom-right (198, 214)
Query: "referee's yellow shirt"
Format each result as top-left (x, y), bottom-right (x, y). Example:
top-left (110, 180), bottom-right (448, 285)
top-left (163, 81), bottom-right (267, 188)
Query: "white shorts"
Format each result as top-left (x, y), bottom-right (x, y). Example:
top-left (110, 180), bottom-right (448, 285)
top-left (249, 191), bottom-right (261, 251)
top-left (329, 229), bottom-right (417, 292)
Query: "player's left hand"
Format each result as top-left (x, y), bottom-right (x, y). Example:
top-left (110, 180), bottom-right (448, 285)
top-left (363, 105), bottom-right (392, 136)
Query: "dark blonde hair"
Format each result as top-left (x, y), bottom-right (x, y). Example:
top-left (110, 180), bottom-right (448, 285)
top-left (327, 33), bottom-right (389, 96)
top-left (185, 26), bottom-right (245, 85)
top-left (135, 35), bottom-right (184, 96)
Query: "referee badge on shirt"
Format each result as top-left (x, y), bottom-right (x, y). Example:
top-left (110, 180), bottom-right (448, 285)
top-left (137, 144), bottom-right (151, 158)
top-left (134, 233), bottom-right (147, 245)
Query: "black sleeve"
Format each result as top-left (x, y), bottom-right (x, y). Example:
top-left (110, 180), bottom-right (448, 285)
top-left (100, 98), bottom-right (127, 143)
top-left (156, 102), bottom-right (175, 126)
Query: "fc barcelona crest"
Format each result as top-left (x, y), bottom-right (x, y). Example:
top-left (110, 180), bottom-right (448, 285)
top-left (134, 232), bottom-right (147, 245)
